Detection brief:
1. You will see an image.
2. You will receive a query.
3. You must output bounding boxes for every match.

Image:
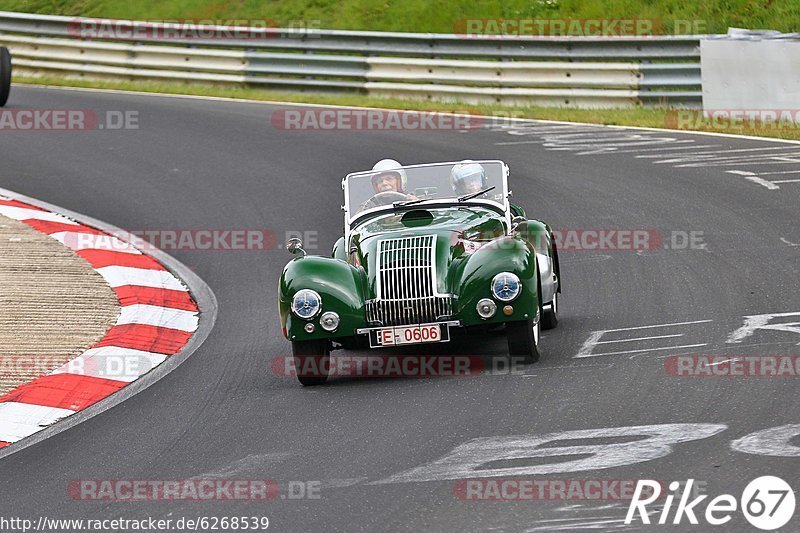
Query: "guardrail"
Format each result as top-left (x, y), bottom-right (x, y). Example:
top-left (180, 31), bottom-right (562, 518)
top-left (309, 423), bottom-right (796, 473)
top-left (0, 11), bottom-right (706, 108)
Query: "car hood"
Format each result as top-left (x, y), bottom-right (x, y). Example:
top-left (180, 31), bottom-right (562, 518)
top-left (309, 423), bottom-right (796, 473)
top-left (349, 207), bottom-right (507, 299)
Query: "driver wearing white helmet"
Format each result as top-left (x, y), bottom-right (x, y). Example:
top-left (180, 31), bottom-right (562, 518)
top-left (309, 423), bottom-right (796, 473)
top-left (359, 159), bottom-right (418, 211)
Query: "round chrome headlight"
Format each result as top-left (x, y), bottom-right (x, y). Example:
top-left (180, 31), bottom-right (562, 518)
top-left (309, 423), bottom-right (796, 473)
top-left (491, 272), bottom-right (521, 302)
top-left (476, 298), bottom-right (497, 319)
top-left (291, 289), bottom-right (322, 319)
top-left (319, 311), bottom-right (340, 332)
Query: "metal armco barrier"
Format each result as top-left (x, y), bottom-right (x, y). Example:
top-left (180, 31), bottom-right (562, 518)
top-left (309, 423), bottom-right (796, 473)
top-left (0, 11), bottom-right (708, 108)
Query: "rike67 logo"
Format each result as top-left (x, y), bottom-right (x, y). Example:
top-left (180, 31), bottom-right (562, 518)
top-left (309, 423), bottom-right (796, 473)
top-left (626, 476), bottom-right (795, 530)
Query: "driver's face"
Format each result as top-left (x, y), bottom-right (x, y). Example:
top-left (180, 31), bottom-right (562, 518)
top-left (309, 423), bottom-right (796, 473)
top-left (463, 179), bottom-right (482, 194)
top-left (374, 173), bottom-right (399, 192)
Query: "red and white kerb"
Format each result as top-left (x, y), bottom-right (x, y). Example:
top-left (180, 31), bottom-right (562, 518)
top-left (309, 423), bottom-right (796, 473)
top-left (0, 197), bottom-right (199, 449)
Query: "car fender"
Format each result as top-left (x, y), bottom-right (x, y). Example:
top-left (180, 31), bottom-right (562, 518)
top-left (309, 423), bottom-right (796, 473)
top-left (279, 256), bottom-right (367, 340)
top-left (518, 219), bottom-right (560, 304)
top-left (451, 235), bottom-right (539, 327)
top-left (331, 237), bottom-right (347, 261)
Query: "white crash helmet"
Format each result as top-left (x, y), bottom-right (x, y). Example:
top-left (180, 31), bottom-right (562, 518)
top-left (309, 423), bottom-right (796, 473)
top-left (450, 160), bottom-right (487, 195)
top-left (371, 159), bottom-right (408, 192)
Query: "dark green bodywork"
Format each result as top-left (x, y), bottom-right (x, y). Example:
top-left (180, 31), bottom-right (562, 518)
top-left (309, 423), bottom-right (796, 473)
top-left (279, 203), bottom-right (554, 342)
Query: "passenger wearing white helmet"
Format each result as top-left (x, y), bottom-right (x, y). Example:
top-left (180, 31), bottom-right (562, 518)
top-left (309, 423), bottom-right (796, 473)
top-left (450, 160), bottom-right (488, 196)
top-left (360, 159), bottom-right (418, 211)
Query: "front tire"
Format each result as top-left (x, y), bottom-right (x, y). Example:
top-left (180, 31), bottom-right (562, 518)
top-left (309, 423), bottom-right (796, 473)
top-left (506, 314), bottom-right (541, 364)
top-left (0, 47), bottom-right (11, 107)
top-left (542, 292), bottom-right (559, 330)
top-left (292, 339), bottom-right (330, 386)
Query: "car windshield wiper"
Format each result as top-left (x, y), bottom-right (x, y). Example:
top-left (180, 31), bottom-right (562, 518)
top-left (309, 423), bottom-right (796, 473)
top-left (458, 186), bottom-right (496, 202)
top-left (393, 198), bottom-right (428, 207)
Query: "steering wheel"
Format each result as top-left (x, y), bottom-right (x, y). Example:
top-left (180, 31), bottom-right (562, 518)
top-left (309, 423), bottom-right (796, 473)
top-left (363, 191), bottom-right (408, 208)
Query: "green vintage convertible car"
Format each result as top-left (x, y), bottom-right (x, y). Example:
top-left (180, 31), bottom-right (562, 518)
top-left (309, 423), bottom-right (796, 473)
top-left (279, 160), bottom-right (560, 385)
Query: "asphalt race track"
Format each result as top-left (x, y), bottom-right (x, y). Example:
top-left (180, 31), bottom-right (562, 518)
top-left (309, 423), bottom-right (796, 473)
top-left (1, 85), bottom-right (799, 531)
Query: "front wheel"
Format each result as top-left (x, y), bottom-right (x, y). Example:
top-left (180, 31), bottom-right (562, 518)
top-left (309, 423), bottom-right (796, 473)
top-left (506, 314), bottom-right (541, 364)
top-left (291, 339), bottom-right (330, 386)
top-left (542, 292), bottom-right (559, 330)
top-left (0, 47), bottom-right (11, 107)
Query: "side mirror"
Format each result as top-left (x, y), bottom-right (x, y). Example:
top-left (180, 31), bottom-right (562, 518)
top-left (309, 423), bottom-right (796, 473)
top-left (286, 237), bottom-right (306, 256)
top-left (511, 216), bottom-right (526, 231)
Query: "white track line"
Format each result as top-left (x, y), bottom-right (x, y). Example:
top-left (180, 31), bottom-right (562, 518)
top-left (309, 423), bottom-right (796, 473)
top-left (600, 319), bottom-right (713, 333)
top-left (595, 334), bottom-right (684, 344)
top-left (15, 82), bottom-right (800, 145)
top-left (576, 343), bottom-right (708, 359)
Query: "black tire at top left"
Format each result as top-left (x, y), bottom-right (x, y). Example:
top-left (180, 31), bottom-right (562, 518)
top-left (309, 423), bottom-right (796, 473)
top-left (0, 47), bottom-right (11, 107)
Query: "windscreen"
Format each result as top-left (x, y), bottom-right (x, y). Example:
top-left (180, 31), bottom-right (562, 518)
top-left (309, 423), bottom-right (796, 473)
top-left (345, 161), bottom-right (507, 223)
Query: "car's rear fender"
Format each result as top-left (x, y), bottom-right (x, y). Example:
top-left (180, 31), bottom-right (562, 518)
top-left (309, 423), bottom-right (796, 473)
top-left (331, 237), bottom-right (347, 261)
top-left (519, 219), bottom-right (559, 304)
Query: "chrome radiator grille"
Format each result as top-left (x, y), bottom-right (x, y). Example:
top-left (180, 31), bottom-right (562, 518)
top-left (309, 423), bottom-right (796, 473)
top-left (366, 235), bottom-right (453, 326)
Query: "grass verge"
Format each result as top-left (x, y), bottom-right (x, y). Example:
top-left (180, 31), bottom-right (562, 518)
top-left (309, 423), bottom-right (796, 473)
top-left (0, 0), bottom-right (798, 35)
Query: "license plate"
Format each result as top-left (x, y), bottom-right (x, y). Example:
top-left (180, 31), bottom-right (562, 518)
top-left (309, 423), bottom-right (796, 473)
top-left (370, 323), bottom-right (448, 348)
